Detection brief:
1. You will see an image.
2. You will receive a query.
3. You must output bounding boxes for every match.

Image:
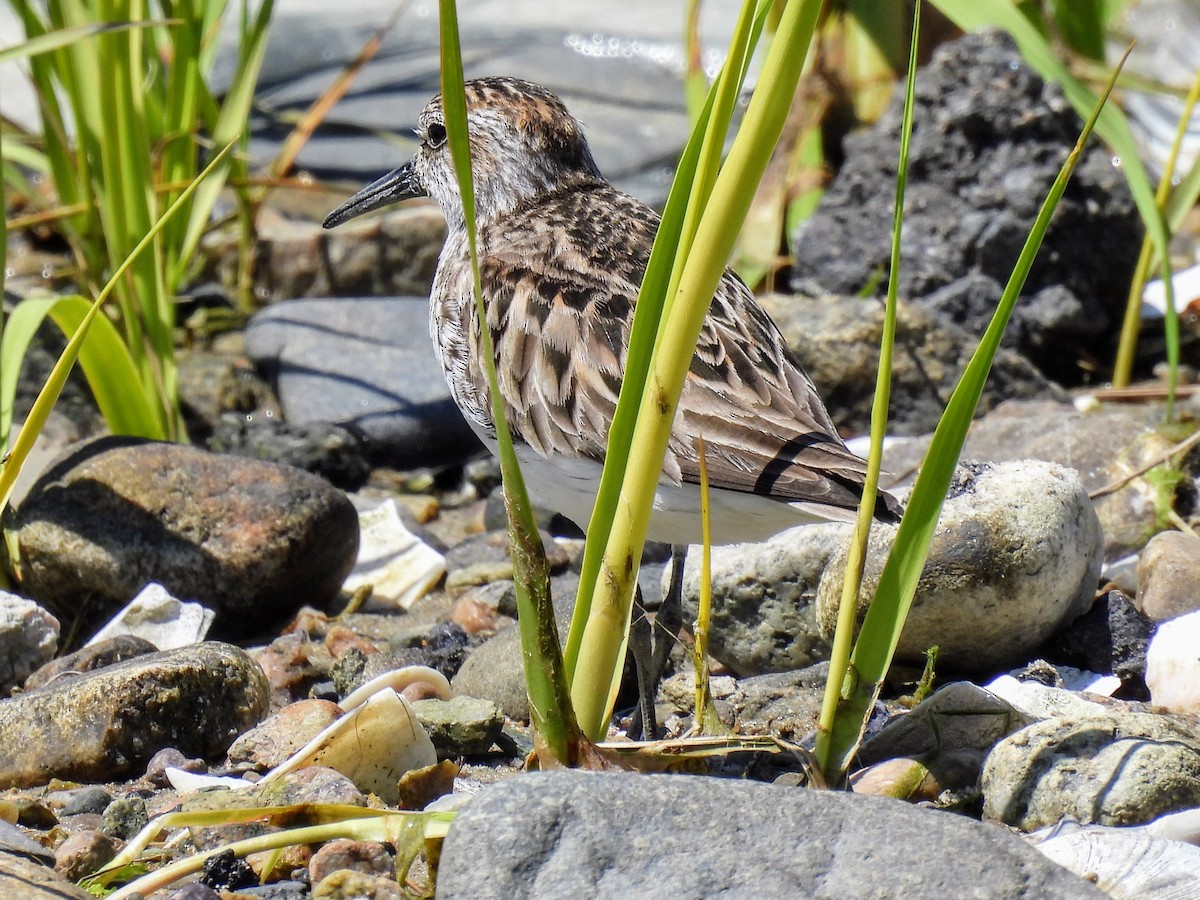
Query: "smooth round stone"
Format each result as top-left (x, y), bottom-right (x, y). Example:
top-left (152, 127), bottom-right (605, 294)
top-left (981, 712), bottom-right (1200, 830)
top-left (817, 460), bottom-right (1103, 673)
top-left (244, 297), bottom-right (482, 471)
top-left (0, 642), bottom-right (267, 788)
top-left (1136, 530), bottom-right (1200, 622)
top-left (10, 436), bottom-right (359, 639)
top-left (0, 849), bottom-right (92, 899)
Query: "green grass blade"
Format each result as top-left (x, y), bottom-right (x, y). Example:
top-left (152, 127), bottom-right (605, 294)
top-left (814, 0), bottom-right (920, 781)
top-left (0, 141), bottom-right (236, 516)
top-left (569, 0), bottom-right (824, 741)
top-left (821, 52), bottom-right (1130, 778)
top-left (437, 0), bottom-right (583, 763)
top-left (0, 19), bottom-right (160, 63)
top-left (173, 0), bottom-right (274, 289)
top-left (2, 297), bottom-right (163, 440)
top-left (562, 0), bottom-right (772, 691)
top-left (1112, 64), bottom-right (1200, 387)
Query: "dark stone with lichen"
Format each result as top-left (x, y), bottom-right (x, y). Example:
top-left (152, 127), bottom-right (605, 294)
top-left (0, 642), bottom-right (267, 788)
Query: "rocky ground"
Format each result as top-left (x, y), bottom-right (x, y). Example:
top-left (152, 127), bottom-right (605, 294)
top-left (3, 9), bottom-right (1200, 900)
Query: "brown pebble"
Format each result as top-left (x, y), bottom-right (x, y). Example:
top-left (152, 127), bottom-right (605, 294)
top-left (54, 830), bottom-right (121, 881)
top-left (451, 596), bottom-right (506, 634)
top-left (309, 838), bottom-right (394, 884)
top-left (400, 681), bottom-right (444, 702)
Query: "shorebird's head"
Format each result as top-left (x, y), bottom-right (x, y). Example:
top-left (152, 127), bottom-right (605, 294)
top-left (323, 77), bottom-right (602, 232)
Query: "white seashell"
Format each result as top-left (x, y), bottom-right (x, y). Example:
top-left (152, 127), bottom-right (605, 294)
top-left (342, 499), bottom-right (446, 610)
top-left (339, 665), bottom-right (452, 712)
top-left (163, 768), bottom-right (248, 792)
top-left (260, 688), bottom-right (436, 804)
top-left (86, 583), bottom-right (214, 650)
top-left (1146, 807), bottom-right (1200, 847)
top-left (1033, 825), bottom-right (1200, 899)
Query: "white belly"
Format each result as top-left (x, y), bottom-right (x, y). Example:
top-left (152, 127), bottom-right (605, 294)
top-left (472, 426), bottom-right (852, 546)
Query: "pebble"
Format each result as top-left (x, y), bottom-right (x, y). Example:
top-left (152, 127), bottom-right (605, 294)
top-left (981, 712), bottom-right (1200, 829)
top-left (857, 682), bottom-right (1036, 793)
top-left (436, 771), bottom-right (1105, 898)
top-left (410, 696), bottom-right (504, 757)
top-left (312, 869), bottom-right (401, 899)
top-left (450, 573), bottom-right (578, 722)
top-left (308, 838), bottom-right (394, 884)
top-left (53, 829), bottom-right (120, 881)
top-left (244, 297), bottom-right (482, 470)
top-left (661, 665), bottom-right (829, 741)
top-left (816, 460), bottom-right (1102, 672)
top-left (1045, 589), bottom-right (1153, 690)
top-left (23, 635), bottom-right (157, 691)
top-left (1145, 608), bottom-right (1200, 713)
top-left (0, 642), bottom-right (267, 787)
top-left (672, 524), bottom-right (844, 675)
top-left (1135, 530), bottom-right (1200, 622)
top-left (226, 699), bottom-right (345, 770)
top-left (10, 437), bottom-right (360, 640)
top-left (0, 592), bottom-right (58, 695)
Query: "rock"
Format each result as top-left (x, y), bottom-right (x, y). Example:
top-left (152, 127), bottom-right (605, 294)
top-left (436, 771), bottom-right (1105, 898)
top-left (312, 869), bottom-right (401, 900)
top-left (1045, 590), bottom-right (1153, 690)
top-left (940, 399), bottom-right (1192, 560)
top-left (226, 699), bottom-right (344, 770)
top-left (410, 697), bottom-right (504, 757)
top-left (10, 436), bottom-right (359, 640)
top-left (444, 529), bottom-right (573, 584)
top-left (451, 573), bottom-right (578, 722)
top-left (244, 297), bottom-right (482, 471)
top-left (857, 682), bottom-right (1036, 791)
top-left (176, 344), bottom-right (278, 442)
top-left (203, 205), bottom-right (446, 305)
top-left (791, 30), bottom-right (1139, 385)
top-left (0, 642), bottom-right (268, 788)
top-left (206, 416), bottom-right (371, 491)
top-left (84, 583), bottom-right (214, 652)
top-left (661, 665), bottom-right (830, 741)
top-left (0, 851), bottom-right (92, 899)
top-left (53, 830), bottom-right (120, 881)
top-left (98, 796), bottom-right (147, 840)
top-left (1145, 609), bottom-right (1200, 713)
top-left (984, 675), bottom-right (1116, 720)
top-left (1136, 531), bottom-right (1200, 622)
top-left (308, 839), bottom-right (394, 885)
top-left (673, 525), bottom-right (843, 676)
top-left (759, 293), bottom-right (1060, 436)
top-left (24, 635), bottom-right (157, 692)
top-left (817, 460), bottom-right (1103, 672)
top-left (981, 713), bottom-right (1200, 830)
top-left (0, 592), bottom-right (58, 695)
top-left (51, 786), bottom-right (112, 818)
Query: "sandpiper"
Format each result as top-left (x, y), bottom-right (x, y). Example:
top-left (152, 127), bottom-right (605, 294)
top-left (324, 76), bottom-right (900, 735)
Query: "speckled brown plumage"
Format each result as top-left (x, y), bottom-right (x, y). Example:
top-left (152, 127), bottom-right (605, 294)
top-left (324, 77), bottom-right (900, 545)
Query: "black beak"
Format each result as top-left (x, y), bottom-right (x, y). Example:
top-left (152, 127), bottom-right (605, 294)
top-left (322, 160), bottom-right (425, 229)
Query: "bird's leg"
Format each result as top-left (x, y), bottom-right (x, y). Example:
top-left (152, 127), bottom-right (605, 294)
top-left (626, 585), bottom-right (656, 741)
top-left (627, 544), bottom-right (687, 741)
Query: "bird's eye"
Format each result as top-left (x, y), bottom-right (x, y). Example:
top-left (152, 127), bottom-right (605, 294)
top-left (426, 122), bottom-right (447, 148)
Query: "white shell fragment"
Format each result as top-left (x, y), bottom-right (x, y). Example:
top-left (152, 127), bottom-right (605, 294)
top-left (260, 688), bottom-right (437, 805)
top-left (163, 768), bottom-right (248, 792)
top-left (1142, 263), bottom-right (1200, 320)
top-left (85, 583), bottom-right (214, 650)
top-left (342, 500), bottom-right (446, 610)
top-left (1032, 824), bottom-right (1200, 899)
top-left (338, 665), bottom-right (452, 712)
top-left (1145, 609), bottom-right (1200, 714)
